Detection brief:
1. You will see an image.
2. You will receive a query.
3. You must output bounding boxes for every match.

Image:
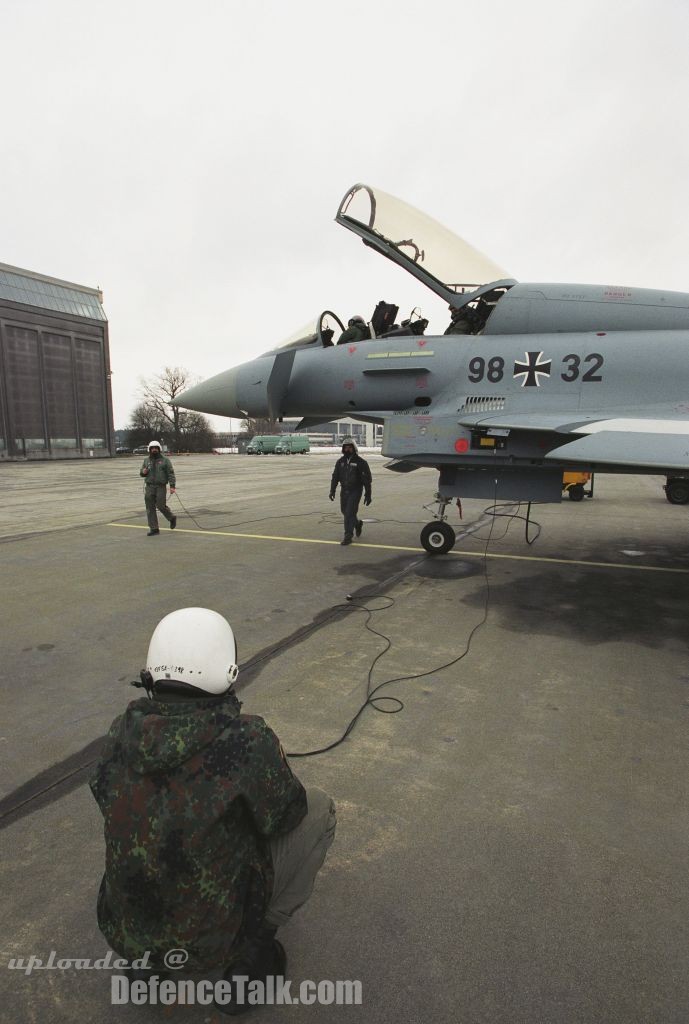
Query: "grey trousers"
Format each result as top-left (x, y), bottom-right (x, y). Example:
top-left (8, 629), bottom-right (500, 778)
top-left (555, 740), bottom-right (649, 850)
top-left (145, 485), bottom-right (174, 530)
top-left (265, 787), bottom-right (336, 928)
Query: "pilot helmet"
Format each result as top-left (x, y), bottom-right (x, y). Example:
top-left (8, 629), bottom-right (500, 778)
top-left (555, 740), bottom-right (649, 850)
top-left (348, 315), bottom-right (365, 327)
top-left (145, 608), bottom-right (239, 696)
top-left (147, 440), bottom-right (162, 452)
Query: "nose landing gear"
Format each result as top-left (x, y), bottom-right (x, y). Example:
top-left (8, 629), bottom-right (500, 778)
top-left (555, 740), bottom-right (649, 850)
top-left (420, 496), bottom-right (457, 554)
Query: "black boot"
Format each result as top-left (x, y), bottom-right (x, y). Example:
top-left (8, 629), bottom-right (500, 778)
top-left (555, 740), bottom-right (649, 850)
top-left (147, 528), bottom-right (160, 536)
top-left (215, 928), bottom-right (287, 1016)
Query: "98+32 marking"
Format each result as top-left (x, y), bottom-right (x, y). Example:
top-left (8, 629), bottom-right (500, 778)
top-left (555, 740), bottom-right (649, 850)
top-left (467, 352), bottom-right (604, 387)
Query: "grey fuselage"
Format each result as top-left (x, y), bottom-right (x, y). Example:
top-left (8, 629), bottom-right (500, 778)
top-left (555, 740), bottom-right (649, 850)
top-left (176, 282), bottom-right (689, 501)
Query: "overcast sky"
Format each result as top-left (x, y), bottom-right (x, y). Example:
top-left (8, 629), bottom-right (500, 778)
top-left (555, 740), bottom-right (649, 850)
top-left (3, 0), bottom-right (688, 430)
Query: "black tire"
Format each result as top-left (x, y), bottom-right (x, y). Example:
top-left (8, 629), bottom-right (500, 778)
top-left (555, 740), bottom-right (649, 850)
top-left (420, 521), bottom-right (456, 554)
top-left (665, 478), bottom-right (689, 504)
top-left (568, 484), bottom-right (585, 502)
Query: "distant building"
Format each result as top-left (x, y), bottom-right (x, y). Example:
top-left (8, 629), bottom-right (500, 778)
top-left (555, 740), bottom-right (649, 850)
top-left (0, 262), bottom-right (113, 460)
top-left (282, 418), bottom-right (381, 446)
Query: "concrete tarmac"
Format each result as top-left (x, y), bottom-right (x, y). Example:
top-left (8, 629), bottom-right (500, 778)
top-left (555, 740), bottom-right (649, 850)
top-left (1, 454), bottom-right (688, 1023)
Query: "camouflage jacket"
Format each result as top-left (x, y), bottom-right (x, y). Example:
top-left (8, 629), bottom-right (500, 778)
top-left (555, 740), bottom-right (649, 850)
top-left (89, 691), bottom-right (306, 969)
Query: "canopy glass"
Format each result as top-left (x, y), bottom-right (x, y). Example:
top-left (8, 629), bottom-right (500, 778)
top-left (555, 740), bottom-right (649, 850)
top-left (336, 183), bottom-right (514, 301)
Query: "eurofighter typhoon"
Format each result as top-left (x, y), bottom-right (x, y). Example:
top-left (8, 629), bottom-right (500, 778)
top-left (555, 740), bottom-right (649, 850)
top-left (176, 183), bottom-right (689, 553)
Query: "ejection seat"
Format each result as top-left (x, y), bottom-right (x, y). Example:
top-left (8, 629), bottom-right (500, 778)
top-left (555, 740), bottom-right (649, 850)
top-left (369, 300), bottom-right (399, 338)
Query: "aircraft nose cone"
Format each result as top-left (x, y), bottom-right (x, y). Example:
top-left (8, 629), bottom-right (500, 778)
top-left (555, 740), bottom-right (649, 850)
top-left (174, 367), bottom-right (241, 417)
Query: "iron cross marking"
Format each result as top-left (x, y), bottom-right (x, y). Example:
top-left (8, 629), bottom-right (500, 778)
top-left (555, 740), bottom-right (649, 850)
top-left (513, 351), bottom-right (552, 387)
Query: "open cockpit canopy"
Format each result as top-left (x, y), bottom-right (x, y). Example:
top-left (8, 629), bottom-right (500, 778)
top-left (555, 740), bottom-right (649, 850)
top-left (336, 183), bottom-right (516, 307)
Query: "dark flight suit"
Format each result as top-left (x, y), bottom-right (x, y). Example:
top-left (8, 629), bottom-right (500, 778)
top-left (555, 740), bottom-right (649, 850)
top-left (330, 444), bottom-right (373, 541)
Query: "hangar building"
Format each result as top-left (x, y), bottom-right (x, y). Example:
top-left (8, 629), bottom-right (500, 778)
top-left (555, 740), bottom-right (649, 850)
top-left (0, 262), bottom-right (113, 460)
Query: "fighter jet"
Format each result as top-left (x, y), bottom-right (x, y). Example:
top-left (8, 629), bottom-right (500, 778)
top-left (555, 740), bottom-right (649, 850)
top-left (176, 182), bottom-right (689, 553)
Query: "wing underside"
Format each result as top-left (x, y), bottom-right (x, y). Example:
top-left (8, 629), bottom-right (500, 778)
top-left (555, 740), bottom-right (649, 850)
top-left (546, 431), bottom-right (689, 471)
top-left (458, 412), bottom-right (689, 472)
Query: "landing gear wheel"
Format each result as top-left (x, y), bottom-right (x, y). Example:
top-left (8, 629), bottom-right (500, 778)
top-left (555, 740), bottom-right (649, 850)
top-left (420, 521), bottom-right (456, 554)
top-left (665, 478), bottom-right (689, 504)
top-left (568, 484), bottom-right (585, 502)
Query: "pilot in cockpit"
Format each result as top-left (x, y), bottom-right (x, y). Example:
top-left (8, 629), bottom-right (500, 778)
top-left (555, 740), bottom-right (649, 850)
top-left (337, 316), bottom-right (371, 345)
top-left (445, 303), bottom-right (481, 335)
top-left (445, 291), bottom-right (502, 336)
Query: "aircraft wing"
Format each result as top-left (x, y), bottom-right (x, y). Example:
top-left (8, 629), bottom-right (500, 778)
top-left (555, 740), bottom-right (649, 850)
top-left (546, 430), bottom-right (689, 470)
top-left (458, 411), bottom-right (596, 434)
top-left (458, 411), bottom-right (689, 472)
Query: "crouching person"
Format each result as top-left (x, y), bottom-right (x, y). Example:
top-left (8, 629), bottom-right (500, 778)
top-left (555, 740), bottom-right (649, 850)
top-left (90, 607), bottom-right (336, 1015)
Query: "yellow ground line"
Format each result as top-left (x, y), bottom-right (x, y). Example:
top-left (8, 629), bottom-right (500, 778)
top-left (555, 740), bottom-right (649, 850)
top-left (107, 523), bottom-right (689, 575)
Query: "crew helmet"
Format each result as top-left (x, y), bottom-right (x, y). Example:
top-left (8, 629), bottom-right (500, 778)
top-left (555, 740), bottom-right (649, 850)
top-left (148, 440), bottom-right (162, 451)
top-left (348, 315), bottom-right (365, 327)
top-left (145, 608), bottom-right (239, 695)
top-left (341, 435), bottom-right (358, 452)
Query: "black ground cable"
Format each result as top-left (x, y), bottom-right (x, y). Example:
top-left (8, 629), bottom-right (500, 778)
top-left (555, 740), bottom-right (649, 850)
top-left (170, 487), bottom-right (508, 758)
top-left (163, 488), bottom-right (536, 759)
top-left (171, 491), bottom-right (335, 532)
top-left (171, 490), bottom-right (444, 533)
top-left (479, 500), bottom-right (543, 545)
top-left (286, 505), bottom-right (499, 758)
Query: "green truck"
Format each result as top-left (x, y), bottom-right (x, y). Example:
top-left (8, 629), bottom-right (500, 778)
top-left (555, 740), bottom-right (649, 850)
top-left (246, 435), bottom-right (283, 454)
top-left (246, 435), bottom-right (310, 455)
top-left (274, 435), bottom-right (310, 455)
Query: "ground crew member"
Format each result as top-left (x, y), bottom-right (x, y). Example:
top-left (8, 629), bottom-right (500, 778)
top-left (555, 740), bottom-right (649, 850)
top-left (329, 436), bottom-right (372, 545)
top-left (90, 607), bottom-right (336, 1012)
top-left (140, 440), bottom-right (176, 536)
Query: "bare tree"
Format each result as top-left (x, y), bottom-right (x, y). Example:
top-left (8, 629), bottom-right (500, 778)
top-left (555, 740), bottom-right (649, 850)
top-left (130, 367), bottom-right (214, 452)
top-left (177, 411), bottom-right (215, 452)
top-left (124, 402), bottom-right (168, 449)
top-left (128, 401), bottom-right (167, 433)
top-left (139, 367), bottom-right (192, 450)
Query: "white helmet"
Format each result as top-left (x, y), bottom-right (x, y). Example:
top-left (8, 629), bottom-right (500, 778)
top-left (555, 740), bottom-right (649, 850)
top-left (148, 440), bottom-right (162, 451)
top-left (145, 608), bottom-right (239, 695)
